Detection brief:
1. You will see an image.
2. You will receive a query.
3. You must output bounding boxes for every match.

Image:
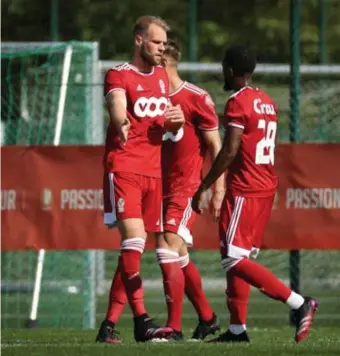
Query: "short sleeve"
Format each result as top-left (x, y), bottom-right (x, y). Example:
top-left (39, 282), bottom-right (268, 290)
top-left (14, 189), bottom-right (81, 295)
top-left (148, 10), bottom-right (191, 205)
top-left (224, 97), bottom-right (246, 130)
top-left (195, 93), bottom-right (219, 130)
top-left (104, 69), bottom-right (126, 98)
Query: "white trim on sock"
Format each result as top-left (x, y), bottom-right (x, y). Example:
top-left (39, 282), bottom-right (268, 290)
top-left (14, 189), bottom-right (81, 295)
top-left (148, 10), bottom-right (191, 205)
top-left (156, 248), bottom-right (179, 264)
top-left (178, 254), bottom-right (190, 269)
top-left (229, 324), bottom-right (247, 335)
top-left (120, 237), bottom-right (145, 254)
top-left (286, 292), bottom-right (304, 310)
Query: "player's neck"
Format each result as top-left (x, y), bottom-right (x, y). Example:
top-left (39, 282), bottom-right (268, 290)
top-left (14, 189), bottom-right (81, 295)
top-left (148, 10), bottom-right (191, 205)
top-left (130, 56), bottom-right (153, 74)
top-left (169, 74), bottom-right (184, 94)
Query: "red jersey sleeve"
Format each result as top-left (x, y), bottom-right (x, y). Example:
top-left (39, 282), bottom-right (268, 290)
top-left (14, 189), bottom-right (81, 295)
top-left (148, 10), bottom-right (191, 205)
top-left (224, 97), bottom-right (247, 130)
top-left (195, 93), bottom-right (219, 130)
top-left (104, 69), bottom-right (126, 98)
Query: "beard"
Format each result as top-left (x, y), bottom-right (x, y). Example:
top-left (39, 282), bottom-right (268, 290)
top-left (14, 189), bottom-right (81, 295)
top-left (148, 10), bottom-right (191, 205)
top-left (140, 43), bottom-right (159, 66)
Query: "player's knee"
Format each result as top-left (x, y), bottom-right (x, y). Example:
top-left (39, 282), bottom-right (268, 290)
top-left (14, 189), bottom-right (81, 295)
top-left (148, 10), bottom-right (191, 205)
top-left (221, 256), bottom-right (242, 272)
top-left (156, 248), bottom-right (179, 265)
top-left (120, 237), bottom-right (146, 254)
top-left (178, 253), bottom-right (190, 269)
top-left (162, 231), bottom-right (184, 252)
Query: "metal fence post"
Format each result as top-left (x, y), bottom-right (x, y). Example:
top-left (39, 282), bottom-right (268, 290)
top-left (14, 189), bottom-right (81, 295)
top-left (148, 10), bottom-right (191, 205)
top-left (289, 0), bottom-right (301, 325)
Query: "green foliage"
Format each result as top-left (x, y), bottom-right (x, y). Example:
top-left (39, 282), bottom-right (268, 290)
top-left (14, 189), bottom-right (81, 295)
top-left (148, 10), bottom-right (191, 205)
top-left (1, 0), bottom-right (340, 63)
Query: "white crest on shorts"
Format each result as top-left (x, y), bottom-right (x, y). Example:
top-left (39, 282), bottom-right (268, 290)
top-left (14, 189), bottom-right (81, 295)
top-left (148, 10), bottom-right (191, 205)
top-left (117, 198), bottom-right (125, 213)
top-left (159, 79), bottom-right (166, 94)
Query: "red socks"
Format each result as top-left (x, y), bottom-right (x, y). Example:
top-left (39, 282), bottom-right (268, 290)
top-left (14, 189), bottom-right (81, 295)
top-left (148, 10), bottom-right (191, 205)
top-left (105, 256), bottom-right (127, 323)
top-left (157, 248), bottom-right (185, 332)
top-left (231, 258), bottom-right (292, 302)
top-left (179, 255), bottom-right (214, 322)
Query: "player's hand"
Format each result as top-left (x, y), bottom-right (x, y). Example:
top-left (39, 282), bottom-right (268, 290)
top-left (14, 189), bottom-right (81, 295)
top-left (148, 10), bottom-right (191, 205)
top-left (164, 105), bottom-right (185, 126)
top-left (192, 186), bottom-right (208, 215)
top-left (209, 190), bottom-right (225, 221)
top-left (117, 118), bottom-right (131, 145)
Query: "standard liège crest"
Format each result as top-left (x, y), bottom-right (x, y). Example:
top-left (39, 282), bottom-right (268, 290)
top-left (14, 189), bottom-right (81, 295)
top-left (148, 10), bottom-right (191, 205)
top-left (117, 198), bottom-right (125, 213)
top-left (159, 79), bottom-right (166, 94)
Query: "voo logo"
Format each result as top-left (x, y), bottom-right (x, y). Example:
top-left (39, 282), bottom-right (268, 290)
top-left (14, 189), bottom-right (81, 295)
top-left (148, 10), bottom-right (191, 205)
top-left (134, 97), bottom-right (168, 118)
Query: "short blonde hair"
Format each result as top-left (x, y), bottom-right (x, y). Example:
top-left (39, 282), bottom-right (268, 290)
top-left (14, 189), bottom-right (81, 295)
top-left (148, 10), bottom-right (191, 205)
top-left (133, 16), bottom-right (170, 36)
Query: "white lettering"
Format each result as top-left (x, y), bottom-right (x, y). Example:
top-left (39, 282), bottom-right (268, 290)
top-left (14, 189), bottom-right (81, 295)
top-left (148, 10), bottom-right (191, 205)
top-left (134, 96), bottom-right (168, 118)
top-left (254, 98), bottom-right (276, 116)
top-left (61, 189), bottom-right (103, 210)
top-left (1, 190), bottom-right (16, 210)
top-left (286, 188), bottom-right (340, 209)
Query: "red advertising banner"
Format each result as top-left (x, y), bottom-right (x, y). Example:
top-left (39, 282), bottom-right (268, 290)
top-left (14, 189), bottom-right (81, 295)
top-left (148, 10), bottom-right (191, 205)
top-left (1, 145), bottom-right (340, 251)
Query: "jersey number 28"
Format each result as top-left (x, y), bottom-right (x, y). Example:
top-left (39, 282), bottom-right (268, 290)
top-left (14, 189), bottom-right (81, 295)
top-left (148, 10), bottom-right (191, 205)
top-left (255, 119), bottom-right (277, 165)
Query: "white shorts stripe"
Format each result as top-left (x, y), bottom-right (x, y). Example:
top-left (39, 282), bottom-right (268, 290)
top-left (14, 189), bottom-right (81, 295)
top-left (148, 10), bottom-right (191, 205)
top-left (225, 197), bottom-right (245, 245)
top-left (180, 198), bottom-right (192, 228)
top-left (104, 173), bottom-right (117, 225)
top-left (225, 197), bottom-right (241, 242)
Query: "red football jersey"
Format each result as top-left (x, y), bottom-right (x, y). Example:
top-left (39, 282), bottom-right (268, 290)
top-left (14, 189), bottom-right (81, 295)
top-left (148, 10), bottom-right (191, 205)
top-left (162, 82), bottom-right (219, 197)
top-left (224, 86), bottom-right (278, 197)
top-left (104, 63), bottom-right (169, 178)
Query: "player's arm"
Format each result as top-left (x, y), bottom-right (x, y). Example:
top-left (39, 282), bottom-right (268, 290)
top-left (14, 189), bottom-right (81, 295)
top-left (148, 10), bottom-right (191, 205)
top-left (192, 96), bottom-right (245, 214)
top-left (202, 130), bottom-right (225, 192)
top-left (201, 129), bottom-right (226, 220)
top-left (104, 69), bottom-right (130, 144)
top-left (106, 90), bottom-right (130, 144)
top-left (200, 126), bottom-right (242, 191)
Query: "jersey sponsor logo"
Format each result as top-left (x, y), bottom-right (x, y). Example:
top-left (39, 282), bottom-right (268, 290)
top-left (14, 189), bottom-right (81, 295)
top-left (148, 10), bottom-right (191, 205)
top-left (134, 96), bottom-right (168, 118)
top-left (162, 127), bottom-right (184, 142)
top-left (254, 98), bottom-right (276, 115)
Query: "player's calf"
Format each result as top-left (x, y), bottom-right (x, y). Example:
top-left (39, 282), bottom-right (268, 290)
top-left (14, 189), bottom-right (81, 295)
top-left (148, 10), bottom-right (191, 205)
top-left (156, 232), bottom-right (185, 334)
top-left (179, 251), bottom-right (220, 340)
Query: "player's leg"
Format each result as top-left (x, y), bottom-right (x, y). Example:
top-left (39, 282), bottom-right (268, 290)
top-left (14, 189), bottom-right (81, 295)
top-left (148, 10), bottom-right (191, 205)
top-left (98, 172), bottom-right (172, 343)
top-left (211, 195), bottom-right (318, 343)
top-left (178, 243), bottom-right (220, 341)
top-left (96, 255), bottom-right (127, 344)
top-left (96, 172), bottom-right (127, 344)
top-left (156, 231), bottom-right (185, 339)
top-left (155, 196), bottom-right (199, 339)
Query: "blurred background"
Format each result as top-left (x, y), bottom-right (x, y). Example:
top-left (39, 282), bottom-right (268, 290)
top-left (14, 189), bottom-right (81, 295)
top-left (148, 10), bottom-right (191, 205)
top-left (1, 0), bottom-right (340, 331)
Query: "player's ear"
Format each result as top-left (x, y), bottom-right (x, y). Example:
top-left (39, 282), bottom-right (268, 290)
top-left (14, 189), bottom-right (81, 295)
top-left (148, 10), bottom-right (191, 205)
top-left (161, 56), bottom-right (167, 67)
top-left (135, 34), bottom-right (143, 47)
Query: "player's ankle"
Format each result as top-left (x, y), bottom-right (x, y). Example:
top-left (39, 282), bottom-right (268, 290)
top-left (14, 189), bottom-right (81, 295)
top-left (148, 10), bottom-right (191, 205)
top-left (229, 324), bottom-right (247, 335)
top-left (286, 292), bottom-right (304, 310)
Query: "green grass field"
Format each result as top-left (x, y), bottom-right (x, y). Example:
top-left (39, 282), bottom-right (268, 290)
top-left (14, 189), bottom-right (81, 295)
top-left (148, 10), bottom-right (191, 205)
top-left (2, 250), bottom-right (340, 355)
top-left (2, 287), bottom-right (340, 356)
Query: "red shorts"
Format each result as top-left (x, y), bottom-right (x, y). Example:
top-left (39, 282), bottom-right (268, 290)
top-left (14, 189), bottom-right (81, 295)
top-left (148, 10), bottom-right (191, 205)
top-left (219, 194), bottom-right (274, 259)
top-left (103, 172), bottom-right (162, 232)
top-left (163, 196), bottom-right (196, 246)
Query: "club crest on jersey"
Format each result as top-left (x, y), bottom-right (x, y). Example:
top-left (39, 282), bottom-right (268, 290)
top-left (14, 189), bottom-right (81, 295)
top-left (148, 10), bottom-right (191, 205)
top-left (117, 198), bottom-right (125, 213)
top-left (159, 79), bottom-right (166, 94)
